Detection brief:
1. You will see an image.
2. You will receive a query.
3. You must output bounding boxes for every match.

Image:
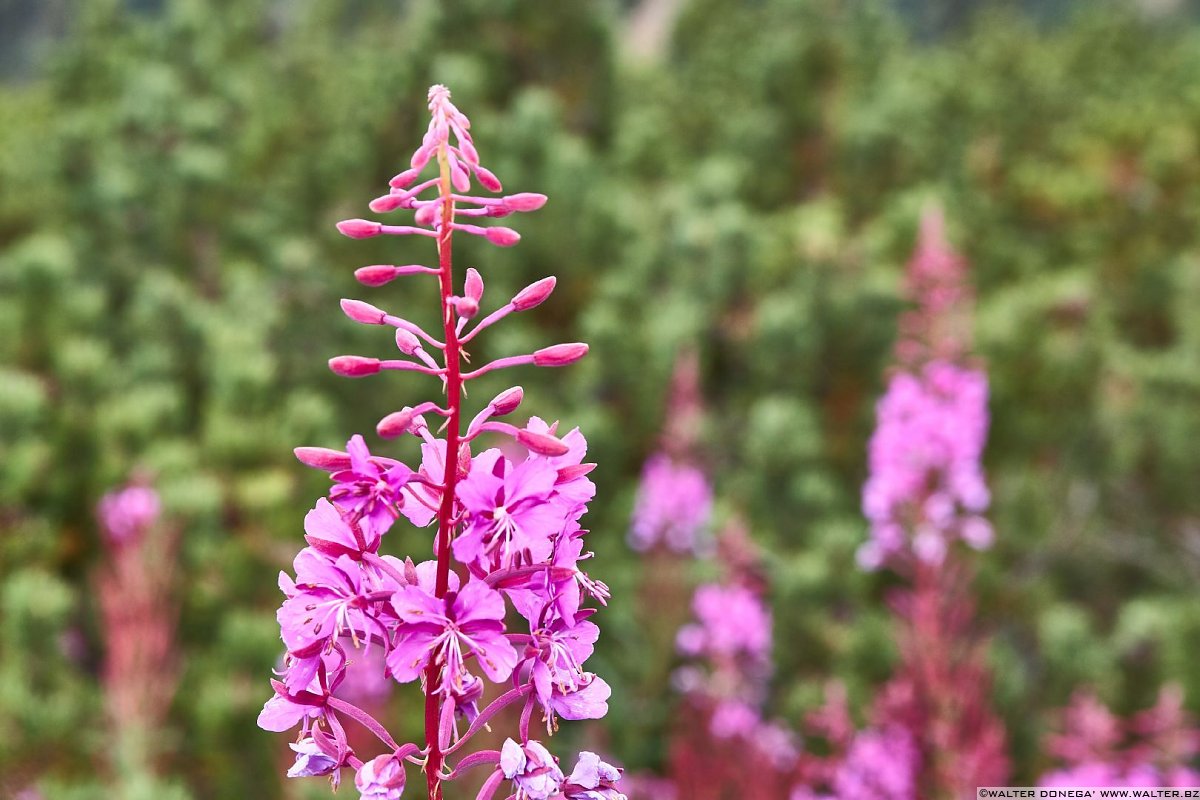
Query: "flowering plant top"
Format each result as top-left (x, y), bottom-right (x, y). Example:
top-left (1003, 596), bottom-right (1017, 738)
top-left (258, 85), bottom-right (622, 800)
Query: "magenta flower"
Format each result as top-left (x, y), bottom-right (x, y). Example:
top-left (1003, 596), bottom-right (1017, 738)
top-left (501, 738), bottom-right (565, 800)
top-left (387, 578), bottom-right (518, 687)
top-left (303, 497), bottom-right (379, 561)
top-left (628, 454), bottom-right (712, 553)
top-left (858, 361), bottom-right (991, 571)
top-left (355, 753), bottom-right (407, 799)
top-left (454, 449), bottom-right (565, 573)
top-left (277, 550), bottom-right (384, 660)
top-left (829, 727), bottom-right (918, 800)
top-left (328, 434), bottom-right (414, 540)
top-left (676, 583), bottom-right (771, 665)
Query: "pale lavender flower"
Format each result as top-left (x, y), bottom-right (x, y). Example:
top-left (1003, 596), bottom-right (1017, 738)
top-left (564, 751), bottom-right (627, 800)
top-left (288, 737), bottom-right (340, 779)
top-left (501, 738), bottom-right (565, 800)
top-left (355, 753), bottom-right (406, 799)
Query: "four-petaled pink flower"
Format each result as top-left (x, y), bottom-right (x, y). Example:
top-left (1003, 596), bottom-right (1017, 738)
top-left (564, 751), bottom-right (626, 800)
top-left (387, 578), bottom-right (519, 689)
top-left (355, 752), bottom-right (407, 799)
top-left (329, 434), bottom-right (414, 541)
top-left (454, 450), bottom-right (566, 573)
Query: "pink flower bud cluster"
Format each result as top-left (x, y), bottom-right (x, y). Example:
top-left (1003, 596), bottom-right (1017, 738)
top-left (258, 85), bottom-right (621, 800)
top-left (858, 360), bottom-right (992, 570)
top-left (1039, 688), bottom-right (1200, 788)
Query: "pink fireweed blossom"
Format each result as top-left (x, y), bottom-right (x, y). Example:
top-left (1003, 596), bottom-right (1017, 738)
top-left (388, 578), bottom-right (518, 689)
top-left (676, 583), bottom-right (772, 666)
top-left (564, 751), bottom-right (627, 800)
top-left (629, 454), bottom-right (712, 553)
top-left (858, 360), bottom-right (991, 570)
top-left (97, 484), bottom-right (160, 545)
top-left (262, 84), bottom-right (617, 800)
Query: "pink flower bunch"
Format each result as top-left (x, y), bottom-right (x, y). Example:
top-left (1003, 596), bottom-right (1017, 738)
top-left (258, 85), bottom-right (620, 800)
top-left (629, 454), bottom-right (713, 553)
top-left (858, 360), bottom-right (992, 570)
top-left (668, 526), bottom-right (799, 795)
top-left (96, 483), bottom-right (160, 545)
top-left (1039, 688), bottom-right (1200, 787)
top-left (792, 687), bottom-right (918, 800)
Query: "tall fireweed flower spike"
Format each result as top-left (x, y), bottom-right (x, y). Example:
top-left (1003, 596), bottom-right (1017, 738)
top-left (260, 84), bottom-right (619, 800)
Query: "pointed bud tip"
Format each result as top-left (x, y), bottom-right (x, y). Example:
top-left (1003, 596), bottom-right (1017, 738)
top-left (329, 356), bottom-right (381, 377)
top-left (485, 227), bottom-right (520, 247)
top-left (394, 327), bottom-right (421, 355)
top-left (377, 408), bottom-right (417, 439)
top-left (517, 429), bottom-right (571, 457)
top-left (355, 265), bottom-right (400, 287)
top-left (512, 276), bottom-right (556, 311)
top-left (294, 447), bottom-right (352, 472)
top-left (369, 194), bottom-right (407, 213)
top-left (389, 168), bottom-right (422, 189)
top-left (341, 298), bottom-right (388, 325)
top-left (490, 386), bottom-right (524, 416)
top-left (475, 165), bottom-right (503, 193)
top-left (337, 219), bottom-right (382, 239)
top-left (503, 193), bottom-right (548, 213)
top-left (533, 342), bottom-right (588, 367)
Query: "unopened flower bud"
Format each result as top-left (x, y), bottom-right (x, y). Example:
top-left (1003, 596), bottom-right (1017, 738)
top-left (337, 219), bottom-right (382, 239)
top-left (489, 386), bottom-right (524, 416)
top-left (453, 296), bottom-right (479, 319)
top-left (414, 204), bottom-right (438, 227)
top-left (533, 342), bottom-right (588, 367)
top-left (369, 194), bottom-right (407, 213)
top-left (451, 164), bottom-right (471, 193)
top-left (355, 265), bottom-right (401, 286)
top-left (389, 168), bottom-right (422, 189)
top-left (474, 165), bottom-right (503, 192)
top-left (464, 268), bottom-right (484, 302)
top-left (341, 298), bottom-right (388, 325)
top-left (377, 407), bottom-right (418, 438)
top-left (394, 327), bottom-right (421, 355)
top-left (484, 227), bottom-right (520, 247)
top-left (517, 428), bottom-right (571, 457)
top-left (329, 356), bottom-right (382, 377)
top-left (502, 193), bottom-right (548, 213)
top-left (512, 277), bottom-right (556, 311)
top-left (293, 447), bottom-right (352, 472)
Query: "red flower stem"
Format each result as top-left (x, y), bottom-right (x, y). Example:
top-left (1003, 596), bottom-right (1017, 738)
top-left (424, 138), bottom-right (461, 800)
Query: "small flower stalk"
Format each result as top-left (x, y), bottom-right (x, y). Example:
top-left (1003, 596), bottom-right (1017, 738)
top-left (260, 86), bottom-right (621, 800)
top-left (96, 479), bottom-right (180, 782)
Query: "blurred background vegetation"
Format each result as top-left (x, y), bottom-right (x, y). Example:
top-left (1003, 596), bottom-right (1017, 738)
top-left (2, 0), bottom-right (1200, 796)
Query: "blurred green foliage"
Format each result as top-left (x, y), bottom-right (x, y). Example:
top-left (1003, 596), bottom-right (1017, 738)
top-left (1, 0), bottom-right (1199, 795)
